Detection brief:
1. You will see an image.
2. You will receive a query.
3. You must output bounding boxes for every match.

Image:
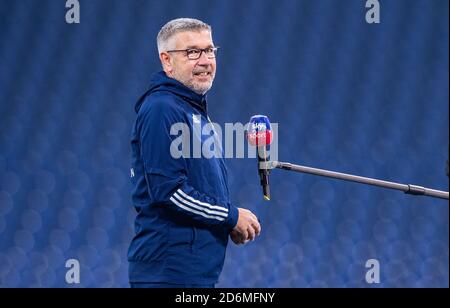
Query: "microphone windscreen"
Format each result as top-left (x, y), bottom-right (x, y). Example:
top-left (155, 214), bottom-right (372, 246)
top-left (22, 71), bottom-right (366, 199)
top-left (247, 115), bottom-right (273, 146)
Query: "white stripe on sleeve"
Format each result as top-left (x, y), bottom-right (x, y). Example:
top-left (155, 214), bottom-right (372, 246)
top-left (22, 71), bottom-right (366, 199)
top-left (176, 189), bottom-right (228, 213)
top-left (169, 197), bottom-right (225, 221)
top-left (173, 192), bottom-right (228, 218)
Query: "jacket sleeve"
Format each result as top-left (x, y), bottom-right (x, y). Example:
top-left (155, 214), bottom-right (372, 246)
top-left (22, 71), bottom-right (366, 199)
top-left (137, 97), bottom-right (239, 230)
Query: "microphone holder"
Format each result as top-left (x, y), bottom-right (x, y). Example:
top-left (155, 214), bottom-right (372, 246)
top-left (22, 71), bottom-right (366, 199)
top-left (260, 161), bottom-right (449, 200)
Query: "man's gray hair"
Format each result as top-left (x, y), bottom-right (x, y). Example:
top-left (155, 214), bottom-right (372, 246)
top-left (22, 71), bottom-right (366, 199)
top-left (157, 18), bottom-right (212, 54)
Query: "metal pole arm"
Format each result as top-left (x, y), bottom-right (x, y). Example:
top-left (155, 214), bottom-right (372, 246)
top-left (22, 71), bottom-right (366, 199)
top-left (261, 161), bottom-right (449, 200)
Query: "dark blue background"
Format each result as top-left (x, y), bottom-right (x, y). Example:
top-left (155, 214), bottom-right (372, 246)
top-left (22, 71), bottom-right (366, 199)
top-left (0, 0), bottom-right (448, 287)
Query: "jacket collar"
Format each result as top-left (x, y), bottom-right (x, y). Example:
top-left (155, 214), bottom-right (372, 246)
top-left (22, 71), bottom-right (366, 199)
top-left (135, 71), bottom-right (208, 114)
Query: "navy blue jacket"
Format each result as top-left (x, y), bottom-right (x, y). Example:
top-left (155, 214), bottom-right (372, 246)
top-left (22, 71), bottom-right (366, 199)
top-left (128, 71), bottom-right (239, 284)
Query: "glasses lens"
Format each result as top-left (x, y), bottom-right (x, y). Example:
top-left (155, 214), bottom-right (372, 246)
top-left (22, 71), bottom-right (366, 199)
top-left (187, 49), bottom-right (201, 59)
top-left (205, 48), bottom-right (217, 59)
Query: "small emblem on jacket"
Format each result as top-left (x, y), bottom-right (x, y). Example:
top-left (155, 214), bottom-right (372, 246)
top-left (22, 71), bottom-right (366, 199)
top-left (192, 114), bottom-right (201, 124)
top-left (130, 168), bottom-right (135, 178)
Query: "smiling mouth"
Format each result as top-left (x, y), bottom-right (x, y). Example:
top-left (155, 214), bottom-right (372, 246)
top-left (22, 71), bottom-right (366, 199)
top-left (193, 72), bottom-right (211, 77)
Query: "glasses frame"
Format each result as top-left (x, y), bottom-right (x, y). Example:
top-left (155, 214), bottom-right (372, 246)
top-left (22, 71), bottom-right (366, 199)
top-left (166, 47), bottom-right (220, 60)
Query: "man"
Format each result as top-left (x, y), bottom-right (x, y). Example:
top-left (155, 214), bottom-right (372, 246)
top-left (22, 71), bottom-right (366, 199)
top-left (128, 18), bottom-right (261, 288)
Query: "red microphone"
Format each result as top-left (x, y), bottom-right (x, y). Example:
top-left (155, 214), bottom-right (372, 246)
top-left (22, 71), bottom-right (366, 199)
top-left (247, 115), bottom-right (273, 201)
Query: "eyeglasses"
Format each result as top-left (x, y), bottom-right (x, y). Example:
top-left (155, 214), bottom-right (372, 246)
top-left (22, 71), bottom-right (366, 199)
top-left (166, 47), bottom-right (220, 60)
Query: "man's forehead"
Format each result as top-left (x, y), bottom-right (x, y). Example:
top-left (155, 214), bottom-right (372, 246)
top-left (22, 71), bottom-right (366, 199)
top-left (172, 30), bottom-right (214, 48)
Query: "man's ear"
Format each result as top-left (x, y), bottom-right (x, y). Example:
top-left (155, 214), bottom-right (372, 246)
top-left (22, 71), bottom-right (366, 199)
top-left (160, 52), bottom-right (173, 74)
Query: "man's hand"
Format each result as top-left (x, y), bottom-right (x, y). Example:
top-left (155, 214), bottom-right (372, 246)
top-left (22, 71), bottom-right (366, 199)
top-left (230, 208), bottom-right (261, 245)
top-left (230, 229), bottom-right (246, 245)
